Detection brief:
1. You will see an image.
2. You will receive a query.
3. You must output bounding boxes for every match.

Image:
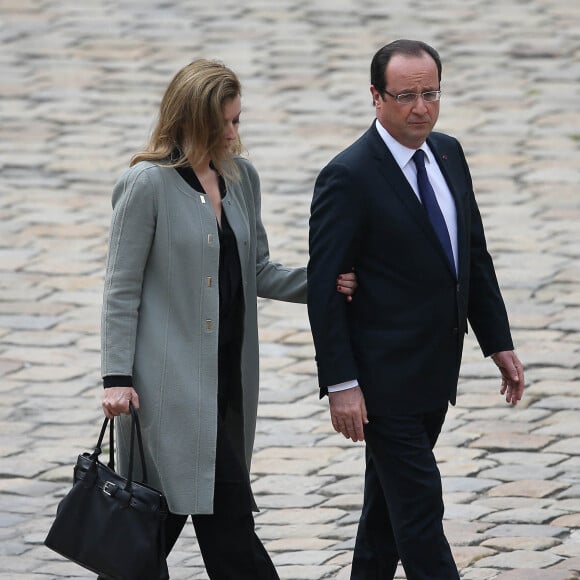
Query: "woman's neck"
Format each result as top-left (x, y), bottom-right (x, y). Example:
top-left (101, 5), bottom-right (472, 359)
top-left (190, 155), bottom-right (211, 176)
top-left (190, 156), bottom-right (223, 226)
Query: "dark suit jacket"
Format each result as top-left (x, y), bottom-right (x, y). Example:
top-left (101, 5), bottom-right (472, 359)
top-left (307, 123), bottom-right (514, 414)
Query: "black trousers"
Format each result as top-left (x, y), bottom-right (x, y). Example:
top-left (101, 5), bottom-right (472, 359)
top-left (350, 407), bottom-right (459, 580)
top-left (163, 413), bottom-right (279, 580)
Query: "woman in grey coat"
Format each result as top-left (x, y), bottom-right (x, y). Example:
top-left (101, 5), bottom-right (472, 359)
top-left (100, 59), bottom-right (356, 579)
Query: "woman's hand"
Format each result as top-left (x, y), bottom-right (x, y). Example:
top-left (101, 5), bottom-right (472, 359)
top-left (102, 387), bottom-right (140, 418)
top-left (337, 270), bottom-right (358, 302)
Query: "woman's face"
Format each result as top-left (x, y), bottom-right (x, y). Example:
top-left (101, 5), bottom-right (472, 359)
top-left (222, 95), bottom-right (241, 151)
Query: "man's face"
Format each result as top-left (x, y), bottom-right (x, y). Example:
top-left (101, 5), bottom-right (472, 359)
top-left (371, 53), bottom-right (440, 149)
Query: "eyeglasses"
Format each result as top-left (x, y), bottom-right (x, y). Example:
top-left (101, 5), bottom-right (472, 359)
top-left (383, 89), bottom-right (441, 105)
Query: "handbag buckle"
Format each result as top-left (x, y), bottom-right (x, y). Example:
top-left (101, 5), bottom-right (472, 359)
top-left (103, 481), bottom-right (116, 496)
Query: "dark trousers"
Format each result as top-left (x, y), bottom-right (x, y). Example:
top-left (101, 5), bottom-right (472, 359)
top-left (161, 387), bottom-right (279, 580)
top-left (350, 407), bottom-right (459, 580)
top-left (164, 509), bottom-right (278, 580)
top-left (163, 411), bottom-right (278, 580)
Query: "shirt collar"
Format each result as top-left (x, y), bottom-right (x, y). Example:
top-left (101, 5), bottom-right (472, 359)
top-left (374, 119), bottom-right (433, 170)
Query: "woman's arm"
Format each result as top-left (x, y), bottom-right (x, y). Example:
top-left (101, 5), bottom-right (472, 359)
top-left (101, 165), bottom-right (158, 382)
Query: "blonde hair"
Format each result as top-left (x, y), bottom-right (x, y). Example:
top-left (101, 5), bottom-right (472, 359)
top-left (131, 59), bottom-right (243, 180)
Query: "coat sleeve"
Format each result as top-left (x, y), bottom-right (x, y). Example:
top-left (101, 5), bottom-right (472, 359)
top-left (307, 161), bottom-right (363, 394)
top-left (242, 160), bottom-right (307, 303)
top-left (101, 165), bottom-right (158, 378)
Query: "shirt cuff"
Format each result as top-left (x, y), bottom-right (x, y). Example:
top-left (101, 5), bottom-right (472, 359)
top-left (327, 380), bottom-right (359, 393)
top-left (103, 375), bottom-right (133, 388)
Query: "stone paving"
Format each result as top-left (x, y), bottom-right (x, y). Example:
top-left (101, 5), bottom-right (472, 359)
top-left (1, 0), bottom-right (580, 578)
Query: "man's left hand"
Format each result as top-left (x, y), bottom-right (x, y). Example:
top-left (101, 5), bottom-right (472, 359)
top-left (491, 350), bottom-right (525, 405)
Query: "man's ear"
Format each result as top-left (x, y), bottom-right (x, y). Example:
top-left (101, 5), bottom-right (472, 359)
top-left (370, 85), bottom-right (381, 107)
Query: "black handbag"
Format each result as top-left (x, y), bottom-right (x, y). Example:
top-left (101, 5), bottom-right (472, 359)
top-left (44, 404), bottom-right (169, 580)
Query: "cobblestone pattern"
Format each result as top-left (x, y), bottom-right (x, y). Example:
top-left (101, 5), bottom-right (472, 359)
top-left (1, 0), bottom-right (579, 578)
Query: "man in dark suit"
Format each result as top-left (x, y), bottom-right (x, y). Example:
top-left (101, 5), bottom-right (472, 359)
top-left (307, 39), bottom-right (525, 579)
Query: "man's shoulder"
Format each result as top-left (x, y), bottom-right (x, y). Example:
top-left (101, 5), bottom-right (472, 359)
top-left (427, 132), bottom-right (467, 168)
top-left (326, 125), bottom-right (378, 166)
top-left (428, 131), bottom-right (460, 149)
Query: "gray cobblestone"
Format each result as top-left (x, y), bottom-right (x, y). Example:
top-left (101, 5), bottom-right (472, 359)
top-left (1, 0), bottom-right (579, 578)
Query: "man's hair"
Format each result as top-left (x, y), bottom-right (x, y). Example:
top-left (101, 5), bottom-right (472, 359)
top-left (370, 39), bottom-right (442, 95)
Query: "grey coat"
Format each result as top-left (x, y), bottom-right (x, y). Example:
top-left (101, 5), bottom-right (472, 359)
top-left (101, 158), bottom-right (307, 514)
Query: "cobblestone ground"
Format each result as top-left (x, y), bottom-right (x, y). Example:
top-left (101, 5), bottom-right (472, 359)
top-left (1, 0), bottom-right (579, 578)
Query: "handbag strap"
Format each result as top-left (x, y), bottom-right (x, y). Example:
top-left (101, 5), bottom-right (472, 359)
top-left (128, 403), bottom-right (148, 484)
top-left (94, 414), bottom-right (110, 462)
top-left (92, 403), bottom-right (149, 487)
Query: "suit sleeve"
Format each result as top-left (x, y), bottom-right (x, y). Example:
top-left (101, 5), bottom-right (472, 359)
top-left (308, 162), bottom-right (363, 395)
top-left (460, 151), bottom-right (514, 356)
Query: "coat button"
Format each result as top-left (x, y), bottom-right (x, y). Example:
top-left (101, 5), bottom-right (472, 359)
top-left (206, 320), bottom-right (213, 330)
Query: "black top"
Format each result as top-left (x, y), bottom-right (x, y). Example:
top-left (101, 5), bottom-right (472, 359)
top-left (103, 163), bottom-right (244, 388)
top-left (176, 164), bottom-right (244, 345)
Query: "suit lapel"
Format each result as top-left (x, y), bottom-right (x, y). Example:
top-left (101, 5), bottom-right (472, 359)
top-left (366, 126), bottom-right (427, 222)
top-left (427, 135), bottom-right (467, 278)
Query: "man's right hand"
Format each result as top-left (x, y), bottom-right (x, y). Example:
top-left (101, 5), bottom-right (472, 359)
top-left (328, 386), bottom-right (369, 442)
top-left (102, 386), bottom-right (140, 418)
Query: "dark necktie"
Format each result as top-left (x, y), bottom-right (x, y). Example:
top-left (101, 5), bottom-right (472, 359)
top-left (413, 149), bottom-right (456, 276)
